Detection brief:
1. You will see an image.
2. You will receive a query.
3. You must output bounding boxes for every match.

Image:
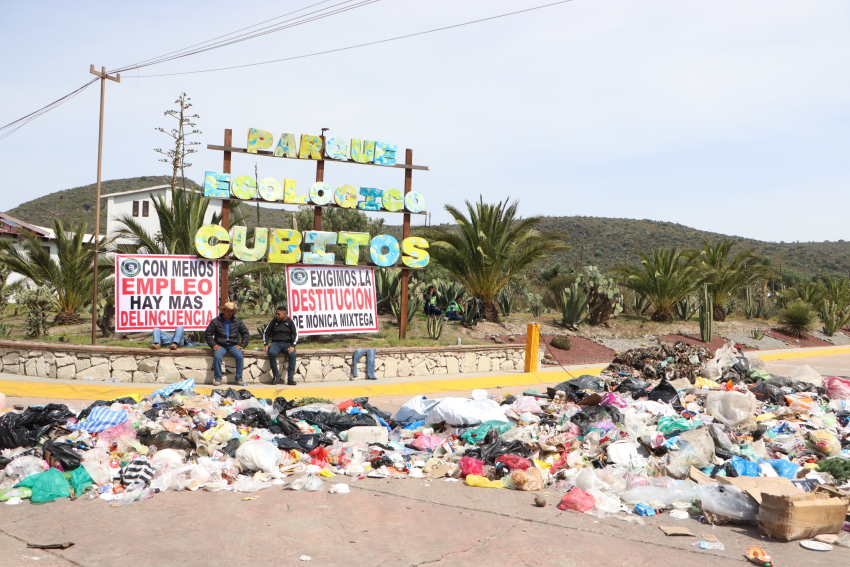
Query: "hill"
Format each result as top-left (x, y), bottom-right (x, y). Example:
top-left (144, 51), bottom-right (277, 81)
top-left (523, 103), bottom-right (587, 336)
top-left (6, 177), bottom-right (849, 278)
top-left (6, 176), bottom-right (201, 232)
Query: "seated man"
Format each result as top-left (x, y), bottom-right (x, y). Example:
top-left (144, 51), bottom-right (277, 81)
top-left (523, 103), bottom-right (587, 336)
top-left (263, 306), bottom-right (298, 386)
top-left (422, 285), bottom-right (442, 317)
top-left (204, 301), bottom-right (250, 387)
top-left (446, 296), bottom-right (463, 321)
top-left (151, 325), bottom-right (194, 350)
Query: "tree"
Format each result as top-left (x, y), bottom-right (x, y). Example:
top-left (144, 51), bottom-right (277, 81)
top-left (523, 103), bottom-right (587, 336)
top-left (0, 220), bottom-right (112, 324)
top-left (613, 248), bottom-right (700, 322)
top-left (419, 197), bottom-right (569, 321)
top-left (154, 93), bottom-right (201, 191)
top-left (695, 239), bottom-right (772, 322)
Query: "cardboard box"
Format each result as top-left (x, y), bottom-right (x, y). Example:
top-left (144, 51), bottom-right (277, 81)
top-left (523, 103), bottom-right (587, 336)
top-left (757, 490), bottom-right (849, 541)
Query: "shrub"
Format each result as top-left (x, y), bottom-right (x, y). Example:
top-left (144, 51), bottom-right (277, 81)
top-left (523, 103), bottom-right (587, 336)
top-left (575, 266), bottom-right (623, 326)
top-left (559, 284), bottom-right (589, 330)
top-left (550, 335), bottom-right (572, 351)
top-left (778, 301), bottom-right (817, 337)
top-left (16, 286), bottom-right (53, 338)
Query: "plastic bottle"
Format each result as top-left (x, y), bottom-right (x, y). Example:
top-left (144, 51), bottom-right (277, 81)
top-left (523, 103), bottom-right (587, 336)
top-left (457, 338), bottom-right (462, 346)
top-left (692, 541), bottom-right (725, 550)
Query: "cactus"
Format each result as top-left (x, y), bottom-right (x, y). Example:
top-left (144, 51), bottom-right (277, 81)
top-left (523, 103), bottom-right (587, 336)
top-left (426, 314), bottom-right (447, 339)
top-left (699, 284), bottom-right (713, 343)
top-left (575, 266), bottom-right (623, 325)
top-left (751, 329), bottom-right (764, 340)
top-left (497, 288), bottom-right (516, 317)
top-left (550, 334), bottom-right (572, 351)
top-left (745, 286), bottom-right (754, 319)
top-left (253, 293), bottom-right (272, 316)
top-left (820, 300), bottom-right (850, 336)
top-left (527, 292), bottom-right (543, 317)
top-left (560, 284), bottom-right (589, 329)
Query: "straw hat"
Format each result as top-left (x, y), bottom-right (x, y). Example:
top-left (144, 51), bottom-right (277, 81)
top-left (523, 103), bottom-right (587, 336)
top-left (219, 301), bottom-right (239, 311)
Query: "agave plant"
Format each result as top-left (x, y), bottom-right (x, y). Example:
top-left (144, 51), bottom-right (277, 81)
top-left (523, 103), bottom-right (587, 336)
top-left (778, 300), bottom-right (818, 338)
top-left (630, 291), bottom-right (651, 316)
top-left (262, 273), bottom-right (288, 311)
top-left (426, 314), bottom-right (447, 339)
top-left (390, 293), bottom-right (420, 328)
top-left (675, 295), bottom-right (699, 321)
top-left (430, 279), bottom-right (466, 312)
top-left (559, 283), bottom-right (589, 330)
top-left (751, 329), bottom-right (764, 340)
top-left (375, 268), bottom-right (401, 314)
top-left (527, 292), bottom-right (543, 317)
top-left (496, 287), bottom-right (516, 317)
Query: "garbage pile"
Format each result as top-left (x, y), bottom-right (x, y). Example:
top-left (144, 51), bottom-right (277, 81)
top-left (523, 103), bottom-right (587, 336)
top-left (1, 342), bottom-right (850, 546)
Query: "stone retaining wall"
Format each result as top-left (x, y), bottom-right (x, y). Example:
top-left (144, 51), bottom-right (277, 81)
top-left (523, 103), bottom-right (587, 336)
top-left (0, 340), bottom-right (540, 385)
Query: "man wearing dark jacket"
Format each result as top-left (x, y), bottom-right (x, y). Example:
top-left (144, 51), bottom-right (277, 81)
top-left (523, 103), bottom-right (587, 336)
top-left (263, 306), bottom-right (298, 386)
top-left (205, 301), bottom-right (250, 386)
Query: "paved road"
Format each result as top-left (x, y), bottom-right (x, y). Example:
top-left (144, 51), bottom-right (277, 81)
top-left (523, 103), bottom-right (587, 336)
top-left (2, 352), bottom-right (849, 567)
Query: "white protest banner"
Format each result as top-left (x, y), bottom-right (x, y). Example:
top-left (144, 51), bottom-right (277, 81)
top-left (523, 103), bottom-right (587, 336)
top-left (115, 254), bottom-right (219, 332)
top-left (285, 264), bottom-right (378, 336)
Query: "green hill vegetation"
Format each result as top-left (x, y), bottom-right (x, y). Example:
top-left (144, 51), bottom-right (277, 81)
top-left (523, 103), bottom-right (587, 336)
top-left (6, 176), bottom-right (848, 278)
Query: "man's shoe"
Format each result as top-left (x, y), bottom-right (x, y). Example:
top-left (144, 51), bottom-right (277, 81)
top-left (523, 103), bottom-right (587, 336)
top-left (235, 379), bottom-right (245, 387)
top-left (150, 343), bottom-right (161, 350)
top-left (272, 375), bottom-right (281, 385)
top-left (169, 343), bottom-right (178, 351)
top-left (213, 379), bottom-right (222, 387)
top-left (287, 379), bottom-right (297, 386)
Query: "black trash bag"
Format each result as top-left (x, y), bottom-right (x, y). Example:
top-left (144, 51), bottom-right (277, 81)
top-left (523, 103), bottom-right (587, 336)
top-left (143, 408), bottom-right (159, 421)
top-left (751, 380), bottom-right (787, 405)
top-left (615, 378), bottom-right (651, 394)
top-left (220, 438), bottom-right (241, 457)
top-left (0, 404), bottom-right (75, 449)
top-left (646, 379), bottom-right (684, 412)
top-left (552, 375), bottom-right (604, 403)
top-left (43, 441), bottom-right (82, 470)
top-left (212, 388), bottom-right (255, 400)
top-left (730, 358), bottom-right (750, 376)
top-left (480, 439), bottom-right (531, 465)
top-left (287, 410), bottom-right (333, 430)
top-left (136, 429), bottom-right (195, 451)
top-left (570, 405), bottom-right (623, 436)
top-left (273, 397), bottom-right (298, 413)
top-left (274, 436), bottom-right (303, 451)
top-left (353, 397), bottom-right (392, 421)
top-left (294, 433), bottom-right (333, 452)
top-left (225, 408), bottom-right (272, 429)
top-left (274, 415), bottom-right (303, 438)
top-left (500, 395), bottom-right (517, 406)
top-left (463, 447), bottom-right (483, 460)
top-left (324, 413), bottom-right (380, 433)
top-left (77, 400), bottom-right (113, 421)
top-left (371, 456), bottom-right (393, 469)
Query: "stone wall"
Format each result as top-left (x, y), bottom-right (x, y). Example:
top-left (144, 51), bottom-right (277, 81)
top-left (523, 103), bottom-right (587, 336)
top-left (0, 340), bottom-right (539, 385)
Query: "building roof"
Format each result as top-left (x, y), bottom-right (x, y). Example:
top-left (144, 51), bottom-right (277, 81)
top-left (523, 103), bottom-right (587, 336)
top-left (0, 211), bottom-right (53, 238)
top-left (98, 185), bottom-right (171, 199)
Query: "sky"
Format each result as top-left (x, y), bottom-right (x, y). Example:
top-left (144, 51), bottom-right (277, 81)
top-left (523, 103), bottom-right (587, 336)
top-left (1, 0), bottom-right (848, 243)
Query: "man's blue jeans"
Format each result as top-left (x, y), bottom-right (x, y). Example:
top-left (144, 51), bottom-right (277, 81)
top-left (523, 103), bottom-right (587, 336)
top-left (267, 342), bottom-right (296, 381)
top-left (212, 345), bottom-right (244, 381)
top-left (153, 326), bottom-right (186, 346)
top-left (352, 348), bottom-right (376, 380)
top-left (446, 311), bottom-right (462, 321)
top-left (426, 305), bottom-right (442, 317)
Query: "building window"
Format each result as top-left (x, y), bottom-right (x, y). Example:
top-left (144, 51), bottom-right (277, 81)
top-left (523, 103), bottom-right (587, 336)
top-left (142, 201), bottom-right (149, 217)
top-left (42, 246), bottom-right (51, 255)
top-left (132, 201), bottom-right (139, 217)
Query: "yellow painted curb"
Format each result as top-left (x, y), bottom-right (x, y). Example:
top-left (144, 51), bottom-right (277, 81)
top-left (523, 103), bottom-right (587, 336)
top-left (0, 366), bottom-right (607, 401)
top-left (755, 346), bottom-right (850, 362)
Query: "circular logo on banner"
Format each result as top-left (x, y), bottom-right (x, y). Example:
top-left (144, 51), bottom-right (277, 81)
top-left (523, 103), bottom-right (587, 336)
top-left (290, 268), bottom-right (308, 286)
top-left (120, 258), bottom-right (142, 278)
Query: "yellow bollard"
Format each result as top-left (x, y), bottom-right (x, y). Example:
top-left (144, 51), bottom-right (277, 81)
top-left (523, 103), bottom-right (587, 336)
top-left (524, 323), bottom-right (540, 373)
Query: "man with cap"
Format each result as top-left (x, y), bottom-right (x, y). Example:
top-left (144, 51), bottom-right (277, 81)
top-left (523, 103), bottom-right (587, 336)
top-left (204, 301), bottom-right (250, 386)
top-left (263, 305), bottom-right (298, 386)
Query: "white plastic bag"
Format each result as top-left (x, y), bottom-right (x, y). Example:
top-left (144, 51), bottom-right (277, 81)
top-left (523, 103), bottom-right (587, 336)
top-left (394, 396), bottom-right (441, 422)
top-left (697, 484), bottom-right (757, 521)
top-left (232, 477), bottom-right (272, 493)
top-left (588, 488), bottom-right (622, 514)
top-left (705, 392), bottom-right (757, 427)
top-left (619, 479), bottom-right (699, 507)
top-left (790, 365), bottom-right (823, 388)
top-left (149, 448), bottom-right (186, 470)
top-left (3, 456), bottom-right (47, 482)
top-left (235, 440), bottom-right (282, 473)
top-left (426, 397), bottom-right (509, 426)
top-left (81, 461), bottom-right (111, 486)
top-left (575, 467), bottom-right (608, 492)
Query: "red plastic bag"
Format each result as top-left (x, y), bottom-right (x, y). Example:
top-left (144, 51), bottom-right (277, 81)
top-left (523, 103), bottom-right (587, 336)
top-left (557, 488), bottom-right (596, 513)
top-left (309, 446), bottom-right (330, 466)
top-left (460, 457), bottom-right (484, 478)
top-left (826, 376), bottom-right (850, 400)
top-left (495, 454), bottom-right (531, 471)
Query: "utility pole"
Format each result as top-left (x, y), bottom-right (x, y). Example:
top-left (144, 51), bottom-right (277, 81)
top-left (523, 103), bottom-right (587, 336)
top-left (89, 65), bottom-right (120, 345)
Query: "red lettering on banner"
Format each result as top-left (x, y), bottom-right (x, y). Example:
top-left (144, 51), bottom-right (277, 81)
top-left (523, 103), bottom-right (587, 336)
top-left (355, 288), bottom-right (364, 309)
top-left (139, 279), bottom-right (153, 294)
top-left (170, 279), bottom-right (182, 295)
top-left (159, 312), bottom-right (166, 326)
top-left (185, 279), bottom-right (196, 294)
top-left (364, 289), bottom-right (373, 310)
top-left (344, 288), bottom-right (352, 310)
top-left (122, 279), bottom-right (133, 295)
top-left (129, 311), bottom-right (137, 326)
top-left (335, 289), bottom-right (344, 310)
top-left (120, 312), bottom-right (128, 326)
top-left (167, 311), bottom-right (175, 326)
top-left (300, 289), bottom-right (308, 311)
top-left (156, 278), bottom-right (168, 294)
top-left (308, 289), bottom-right (315, 311)
top-left (291, 289), bottom-right (300, 312)
top-left (198, 279), bottom-right (212, 295)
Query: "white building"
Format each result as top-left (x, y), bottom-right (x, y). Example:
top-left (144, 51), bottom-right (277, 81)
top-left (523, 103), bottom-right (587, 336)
top-left (100, 185), bottom-right (224, 240)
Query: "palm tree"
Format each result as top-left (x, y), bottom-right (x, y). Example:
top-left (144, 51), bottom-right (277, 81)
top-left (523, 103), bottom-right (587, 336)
top-left (418, 197), bottom-right (569, 321)
top-left (694, 239), bottom-right (772, 321)
top-left (113, 187), bottom-right (244, 255)
top-left (613, 248), bottom-right (700, 322)
top-left (0, 220), bottom-right (111, 324)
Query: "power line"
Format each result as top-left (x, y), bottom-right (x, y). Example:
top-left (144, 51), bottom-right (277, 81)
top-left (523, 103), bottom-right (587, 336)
top-left (133, 0), bottom-right (575, 77)
top-left (0, 78), bottom-right (98, 140)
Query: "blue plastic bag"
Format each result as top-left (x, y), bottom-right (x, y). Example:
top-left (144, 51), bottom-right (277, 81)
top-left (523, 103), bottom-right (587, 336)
top-left (730, 456), bottom-right (760, 477)
top-left (766, 459), bottom-right (800, 479)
